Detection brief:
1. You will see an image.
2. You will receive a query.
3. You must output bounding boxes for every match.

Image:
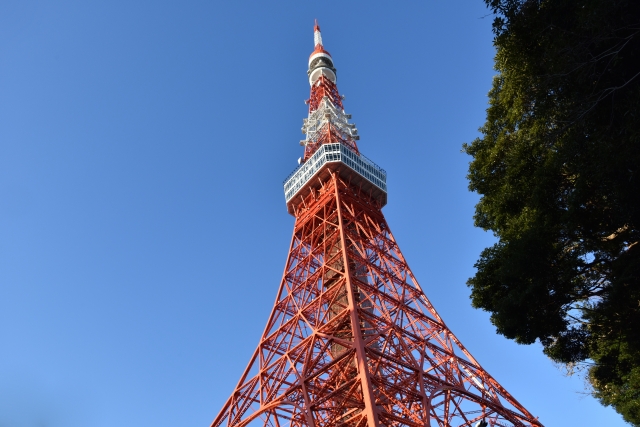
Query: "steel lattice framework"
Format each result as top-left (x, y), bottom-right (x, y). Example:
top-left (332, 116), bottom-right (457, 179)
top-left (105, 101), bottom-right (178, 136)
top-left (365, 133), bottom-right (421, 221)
top-left (210, 22), bottom-right (542, 427)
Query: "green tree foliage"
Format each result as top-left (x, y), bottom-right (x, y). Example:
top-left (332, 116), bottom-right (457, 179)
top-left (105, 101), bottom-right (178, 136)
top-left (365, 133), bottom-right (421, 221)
top-left (464, 0), bottom-right (640, 423)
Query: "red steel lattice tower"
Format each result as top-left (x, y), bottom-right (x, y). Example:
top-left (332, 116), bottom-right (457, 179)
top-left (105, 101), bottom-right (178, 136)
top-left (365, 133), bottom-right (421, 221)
top-left (211, 23), bottom-right (543, 427)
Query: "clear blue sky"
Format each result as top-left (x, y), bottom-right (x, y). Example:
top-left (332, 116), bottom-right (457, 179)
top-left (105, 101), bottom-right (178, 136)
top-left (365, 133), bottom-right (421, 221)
top-left (0, 1), bottom-right (628, 426)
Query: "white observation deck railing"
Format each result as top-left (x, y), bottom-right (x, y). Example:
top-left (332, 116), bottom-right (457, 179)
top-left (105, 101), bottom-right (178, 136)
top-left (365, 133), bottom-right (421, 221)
top-left (284, 143), bottom-right (387, 203)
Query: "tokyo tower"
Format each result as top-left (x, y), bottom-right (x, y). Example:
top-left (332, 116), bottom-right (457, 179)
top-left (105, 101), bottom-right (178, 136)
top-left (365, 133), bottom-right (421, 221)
top-left (210, 22), bottom-right (542, 427)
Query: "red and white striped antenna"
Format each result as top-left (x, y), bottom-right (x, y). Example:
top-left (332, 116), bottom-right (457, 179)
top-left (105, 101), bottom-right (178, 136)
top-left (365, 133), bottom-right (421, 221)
top-left (302, 21), bottom-right (359, 161)
top-left (313, 19), bottom-right (322, 46)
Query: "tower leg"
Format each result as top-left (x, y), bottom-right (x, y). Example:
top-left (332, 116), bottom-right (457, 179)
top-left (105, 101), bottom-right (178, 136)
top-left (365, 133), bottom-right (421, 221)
top-left (335, 175), bottom-right (380, 427)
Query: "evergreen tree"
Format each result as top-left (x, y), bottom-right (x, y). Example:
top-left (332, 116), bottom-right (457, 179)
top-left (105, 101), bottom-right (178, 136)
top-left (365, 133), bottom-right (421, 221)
top-left (464, 0), bottom-right (640, 423)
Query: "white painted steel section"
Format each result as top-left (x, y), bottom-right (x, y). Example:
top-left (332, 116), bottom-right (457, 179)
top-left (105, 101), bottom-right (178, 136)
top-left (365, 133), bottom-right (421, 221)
top-left (314, 30), bottom-right (323, 47)
top-left (309, 67), bottom-right (336, 85)
top-left (308, 52), bottom-right (332, 67)
top-left (301, 98), bottom-right (358, 147)
top-left (283, 143), bottom-right (387, 203)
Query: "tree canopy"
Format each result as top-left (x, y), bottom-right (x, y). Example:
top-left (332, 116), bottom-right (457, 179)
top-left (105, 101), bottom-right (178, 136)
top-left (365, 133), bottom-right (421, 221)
top-left (464, 0), bottom-right (640, 423)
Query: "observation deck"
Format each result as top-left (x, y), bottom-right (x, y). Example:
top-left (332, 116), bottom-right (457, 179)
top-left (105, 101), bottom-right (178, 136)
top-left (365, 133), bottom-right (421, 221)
top-left (283, 143), bottom-right (387, 215)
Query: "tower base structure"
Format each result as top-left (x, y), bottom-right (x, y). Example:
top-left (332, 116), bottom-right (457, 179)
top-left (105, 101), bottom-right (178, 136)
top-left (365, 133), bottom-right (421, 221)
top-left (211, 173), bottom-right (541, 427)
